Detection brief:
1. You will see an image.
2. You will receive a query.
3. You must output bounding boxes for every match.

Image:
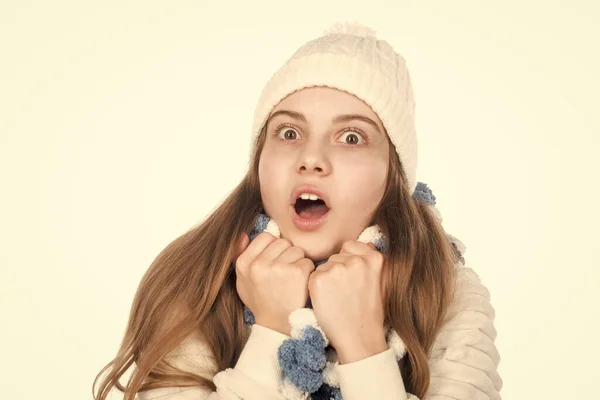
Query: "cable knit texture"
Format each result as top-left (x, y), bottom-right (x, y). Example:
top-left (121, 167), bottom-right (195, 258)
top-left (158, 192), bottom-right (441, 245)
top-left (249, 22), bottom-right (419, 195)
top-left (135, 182), bottom-right (503, 400)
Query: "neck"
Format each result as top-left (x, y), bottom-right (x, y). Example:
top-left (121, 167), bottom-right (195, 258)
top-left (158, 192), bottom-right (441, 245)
top-left (249, 212), bottom-right (388, 256)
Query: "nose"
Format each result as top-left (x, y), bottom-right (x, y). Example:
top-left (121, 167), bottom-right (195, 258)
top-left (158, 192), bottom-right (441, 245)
top-left (296, 143), bottom-right (331, 176)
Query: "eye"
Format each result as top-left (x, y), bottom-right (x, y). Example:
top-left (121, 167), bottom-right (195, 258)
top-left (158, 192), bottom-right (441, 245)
top-left (275, 124), bottom-right (301, 141)
top-left (339, 130), bottom-right (366, 146)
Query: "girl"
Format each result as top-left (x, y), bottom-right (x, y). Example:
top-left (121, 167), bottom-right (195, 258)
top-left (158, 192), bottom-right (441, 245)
top-left (94, 23), bottom-right (502, 400)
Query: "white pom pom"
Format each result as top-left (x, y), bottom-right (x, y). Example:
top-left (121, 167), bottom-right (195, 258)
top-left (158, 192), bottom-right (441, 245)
top-left (387, 329), bottom-right (407, 359)
top-left (323, 21), bottom-right (377, 38)
top-left (356, 224), bottom-right (383, 244)
top-left (448, 234), bottom-right (467, 255)
top-left (288, 308), bottom-right (329, 346)
top-left (322, 361), bottom-right (340, 387)
top-left (265, 219), bottom-right (281, 238)
top-left (280, 377), bottom-right (309, 400)
top-left (289, 308), bottom-right (318, 330)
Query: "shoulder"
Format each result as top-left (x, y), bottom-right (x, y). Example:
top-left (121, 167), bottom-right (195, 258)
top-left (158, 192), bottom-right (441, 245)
top-left (445, 232), bottom-right (496, 329)
top-left (164, 330), bottom-right (217, 377)
top-left (428, 256), bottom-right (503, 398)
top-left (448, 265), bottom-right (498, 340)
top-left (165, 326), bottom-right (254, 376)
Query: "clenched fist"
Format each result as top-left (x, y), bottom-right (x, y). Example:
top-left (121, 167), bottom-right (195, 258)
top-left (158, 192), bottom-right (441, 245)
top-left (308, 240), bottom-right (388, 364)
top-left (235, 232), bottom-right (315, 336)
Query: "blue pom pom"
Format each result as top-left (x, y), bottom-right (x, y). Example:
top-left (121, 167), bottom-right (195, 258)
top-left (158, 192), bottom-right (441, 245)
top-left (332, 386), bottom-right (344, 399)
top-left (286, 361), bottom-right (324, 393)
top-left (246, 211), bottom-right (390, 397)
top-left (278, 339), bottom-right (324, 392)
top-left (302, 326), bottom-right (327, 350)
top-left (278, 338), bottom-right (299, 365)
top-left (243, 306), bottom-right (255, 325)
top-left (278, 326), bottom-right (328, 393)
top-left (249, 213), bottom-right (270, 240)
top-left (374, 236), bottom-right (388, 253)
top-left (413, 181), bottom-right (436, 206)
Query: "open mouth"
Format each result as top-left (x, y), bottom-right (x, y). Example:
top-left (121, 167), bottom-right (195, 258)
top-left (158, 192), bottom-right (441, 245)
top-left (294, 197), bottom-right (330, 219)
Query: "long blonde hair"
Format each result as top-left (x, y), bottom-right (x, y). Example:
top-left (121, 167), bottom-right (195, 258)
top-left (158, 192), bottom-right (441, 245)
top-left (93, 125), bottom-right (459, 399)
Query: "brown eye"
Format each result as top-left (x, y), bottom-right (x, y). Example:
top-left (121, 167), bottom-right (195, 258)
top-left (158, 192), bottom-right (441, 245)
top-left (278, 126), bottom-right (299, 140)
top-left (340, 131), bottom-right (365, 145)
top-left (284, 129), bottom-right (297, 140)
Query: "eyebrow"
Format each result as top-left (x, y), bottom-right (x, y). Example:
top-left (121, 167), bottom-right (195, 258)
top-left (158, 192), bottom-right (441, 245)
top-left (267, 110), bottom-right (382, 134)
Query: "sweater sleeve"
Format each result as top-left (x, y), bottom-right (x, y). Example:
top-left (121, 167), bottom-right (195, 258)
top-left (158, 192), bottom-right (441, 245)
top-left (337, 348), bottom-right (417, 400)
top-left (427, 266), bottom-right (503, 400)
top-left (336, 265), bottom-right (502, 400)
top-left (136, 324), bottom-right (289, 400)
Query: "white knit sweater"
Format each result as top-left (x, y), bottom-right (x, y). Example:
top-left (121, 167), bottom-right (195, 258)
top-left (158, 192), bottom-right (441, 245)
top-left (134, 257), bottom-right (502, 400)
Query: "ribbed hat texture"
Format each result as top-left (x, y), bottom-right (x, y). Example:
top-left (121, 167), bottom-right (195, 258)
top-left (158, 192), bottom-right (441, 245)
top-left (249, 22), bottom-right (419, 195)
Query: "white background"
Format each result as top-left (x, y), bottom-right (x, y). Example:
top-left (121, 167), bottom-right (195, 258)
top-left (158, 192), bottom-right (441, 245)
top-left (1, 1), bottom-right (598, 399)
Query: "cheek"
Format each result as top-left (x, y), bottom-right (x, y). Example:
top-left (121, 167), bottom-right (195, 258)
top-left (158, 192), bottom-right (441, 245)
top-left (259, 147), bottom-right (290, 183)
top-left (258, 147), bottom-right (293, 207)
top-left (339, 160), bottom-right (388, 208)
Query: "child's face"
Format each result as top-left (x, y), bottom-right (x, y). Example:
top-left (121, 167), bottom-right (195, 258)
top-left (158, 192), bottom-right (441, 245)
top-left (258, 87), bottom-right (390, 261)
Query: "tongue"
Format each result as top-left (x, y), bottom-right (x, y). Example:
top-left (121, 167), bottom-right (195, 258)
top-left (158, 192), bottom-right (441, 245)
top-left (298, 203), bottom-right (329, 219)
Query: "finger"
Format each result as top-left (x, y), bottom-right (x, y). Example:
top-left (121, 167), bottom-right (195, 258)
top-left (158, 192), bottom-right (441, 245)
top-left (260, 237), bottom-right (293, 262)
top-left (313, 259), bottom-right (335, 273)
top-left (326, 253), bottom-right (350, 264)
top-left (239, 231), bottom-right (277, 265)
top-left (339, 240), bottom-right (373, 256)
top-left (294, 257), bottom-right (316, 276)
top-left (235, 232), bottom-right (250, 261)
top-left (278, 246), bottom-right (306, 264)
top-left (308, 261), bottom-right (336, 291)
top-left (338, 242), bottom-right (383, 270)
top-left (308, 267), bottom-right (320, 291)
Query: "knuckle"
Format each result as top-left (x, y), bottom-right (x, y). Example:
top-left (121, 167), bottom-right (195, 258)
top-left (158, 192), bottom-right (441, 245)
top-left (292, 250), bottom-right (305, 262)
top-left (270, 260), bottom-right (283, 271)
top-left (330, 263), bottom-right (344, 275)
top-left (341, 240), bottom-right (354, 251)
top-left (253, 254), bottom-right (268, 268)
top-left (348, 255), bottom-right (363, 267)
top-left (235, 264), bottom-right (246, 277)
top-left (291, 265), bottom-right (305, 279)
top-left (257, 231), bottom-right (276, 244)
top-left (235, 256), bottom-right (246, 271)
top-left (299, 259), bottom-right (314, 275)
top-left (293, 246), bottom-right (305, 258)
top-left (249, 259), bottom-right (270, 277)
top-left (259, 231), bottom-right (275, 239)
top-left (276, 238), bottom-right (292, 247)
top-left (372, 252), bottom-right (384, 266)
top-left (310, 272), bottom-right (324, 288)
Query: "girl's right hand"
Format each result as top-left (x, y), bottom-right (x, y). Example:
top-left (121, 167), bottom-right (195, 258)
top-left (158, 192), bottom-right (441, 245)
top-left (235, 231), bottom-right (315, 336)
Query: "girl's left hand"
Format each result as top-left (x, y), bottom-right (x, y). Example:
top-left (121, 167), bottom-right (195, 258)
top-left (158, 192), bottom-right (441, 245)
top-left (308, 240), bottom-right (389, 364)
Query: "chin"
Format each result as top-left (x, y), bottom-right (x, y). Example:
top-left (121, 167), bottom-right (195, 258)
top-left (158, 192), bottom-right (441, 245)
top-left (287, 235), bottom-right (337, 262)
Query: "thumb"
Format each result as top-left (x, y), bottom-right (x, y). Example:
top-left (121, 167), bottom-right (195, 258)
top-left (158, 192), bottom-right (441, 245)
top-left (367, 242), bottom-right (377, 250)
top-left (235, 232), bottom-right (250, 261)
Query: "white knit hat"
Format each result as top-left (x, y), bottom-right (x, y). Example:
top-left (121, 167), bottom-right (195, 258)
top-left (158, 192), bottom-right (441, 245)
top-left (249, 22), bottom-right (419, 195)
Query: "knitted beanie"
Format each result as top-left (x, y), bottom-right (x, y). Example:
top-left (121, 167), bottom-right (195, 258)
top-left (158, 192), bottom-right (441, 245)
top-left (249, 21), bottom-right (419, 195)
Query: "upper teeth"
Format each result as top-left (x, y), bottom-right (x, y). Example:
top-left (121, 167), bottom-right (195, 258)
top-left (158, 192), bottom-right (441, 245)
top-left (298, 193), bottom-right (321, 201)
